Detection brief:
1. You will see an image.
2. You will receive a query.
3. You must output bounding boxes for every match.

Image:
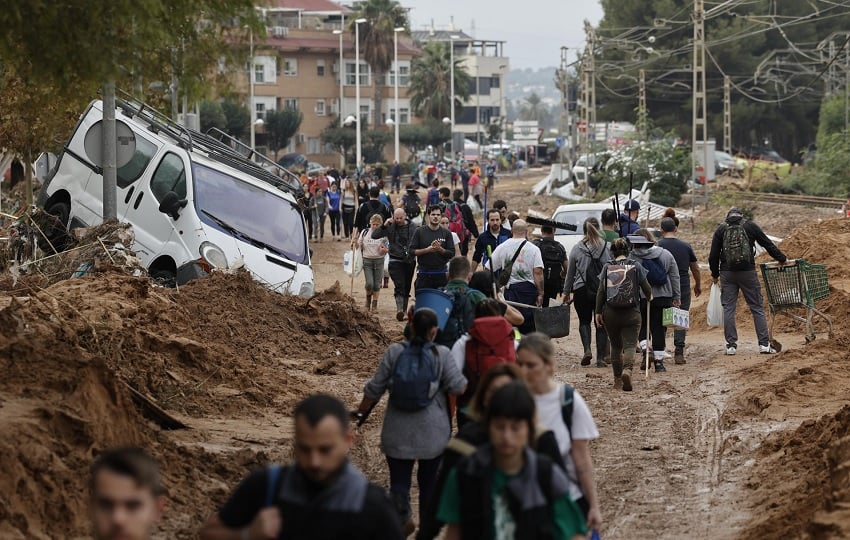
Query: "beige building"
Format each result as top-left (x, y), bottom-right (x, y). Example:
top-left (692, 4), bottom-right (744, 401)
top-left (235, 0), bottom-right (420, 166)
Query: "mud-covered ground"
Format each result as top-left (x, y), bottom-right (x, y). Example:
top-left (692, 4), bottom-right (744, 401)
top-left (1, 170), bottom-right (849, 539)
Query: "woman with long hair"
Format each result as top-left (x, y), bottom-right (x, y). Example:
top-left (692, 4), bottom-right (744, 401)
top-left (355, 214), bottom-right (390, 311)
top-left (563, 217), bottom-right (610, 367)
top-left (341, 177), bottom-right (357, 239)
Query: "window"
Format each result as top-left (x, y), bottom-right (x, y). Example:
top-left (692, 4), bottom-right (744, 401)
top-left (344, 61), bottom-right (370, 86)
top-left (284, 98), bottom-right (298, 111)
top-left (389, 108), bottom-right (410, 125)
top-left (359, 104), bottom-right (369, 127)
top-left (388, 61), bottom-right (410, 86)
top-left (255, 103), bottom-right (266, 120)
top-left (117, 134), bottom-right (157, 188)
top-left (315, 99), bottom-right (326, 116)
top-left (317, 60), bottom-right (326, 77)
top-left (490, 76), bottom-right (501, 89)
top-left (150, 153), bottom-right (186, 203)
top-left (254, 64), bottom-right (265, 83)
top-left (307, 137), bottom-right (321, 154)
top-left (284, 58), bottom-right (297, 76)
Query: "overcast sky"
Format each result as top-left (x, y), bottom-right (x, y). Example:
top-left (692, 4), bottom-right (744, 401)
top-left (402, 0), bottom-right (604, 70)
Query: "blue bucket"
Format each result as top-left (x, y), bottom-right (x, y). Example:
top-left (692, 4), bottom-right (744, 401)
top-left (414, 289), bottom-right (453, 330)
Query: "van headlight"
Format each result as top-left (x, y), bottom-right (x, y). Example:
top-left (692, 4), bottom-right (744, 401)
top-left (199, 242), bottom-right (229, 269)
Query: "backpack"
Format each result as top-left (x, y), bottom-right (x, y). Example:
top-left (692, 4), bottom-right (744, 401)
top-left (436, 286), bottom-right (475, 348)
top-left (462, 317), bottom-right (516, 400)
top-left (444, 201), bottom-right (470, 242)
top-left (581, 242), bottom-right (606, 296)
top-left (535, 239), bottom-right (566, 283)
top-left (389, 343), bottom-right (440, 411)
top-left (427, 188), bottom-right (440, 206)
top-left (404, 194), bottom-right (421, 219)
top-left (722, 221), bottom-right (753, 269)
top-left (642, 256), bottom-right (669, 287)
top-left (605, 261), bottom-right (640, 308)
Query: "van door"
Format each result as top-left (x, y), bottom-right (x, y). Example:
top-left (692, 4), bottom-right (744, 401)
top-left (123, 151), bottom-right (191, 266)
top-left (116, 132), bottom-right (160, 222)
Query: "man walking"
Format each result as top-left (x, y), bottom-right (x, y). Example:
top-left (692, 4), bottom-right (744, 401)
top-left (409, 205), bottom-right (455, 291)
top-left (452, 189), bottom-right (479, 257)
top-left (200, 394), bottom-right (403, 540)
top-left (374, 208), bottom-right (418, 321)
top-left (533, 225), bottom-right (568, 307)
top-left (490, 219), bottom-right (545, 334)
top-left (390, 160), bottom-right (402, 194)
top-left (600, 208), bottom-right (620, 242)
top-left (354, 186), bottom-right (392, 236)
top-left (471, 208), bottom-right (511, 272)
top-left (618, 200), bottom-right (640, 237)
top-left (708, 207), bottom-right (787, 355)
top-left (658, 215), bottom-right (701, 364)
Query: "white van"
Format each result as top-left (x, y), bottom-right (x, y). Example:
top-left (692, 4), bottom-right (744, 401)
top-left (38, 96), bottom-right (314, 297)
top-left (551, 202), bottom-right (617, 254)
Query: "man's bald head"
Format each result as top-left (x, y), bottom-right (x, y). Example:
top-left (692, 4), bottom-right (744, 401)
top-left (393, 207), bottom-right (407, 224)
top-left (511, 219), bottom-right (528, 237)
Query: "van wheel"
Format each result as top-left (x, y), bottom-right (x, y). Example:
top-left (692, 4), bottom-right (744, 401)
top-left (150, 269), bottom-right (177, 288)
top-left (41, 200), bottom-right (72, 253)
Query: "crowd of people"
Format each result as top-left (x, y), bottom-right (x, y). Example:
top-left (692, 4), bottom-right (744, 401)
top-left (89, 165), bottom-right (791, 539)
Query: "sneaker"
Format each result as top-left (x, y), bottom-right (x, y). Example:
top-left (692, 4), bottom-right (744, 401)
top-left (654, 361), bottom-right (667, 373)
top-left (759, 345), bottom-right (778, 354)
top-left (580, 353), bottom-right (592, 366)
top-left (596, 359), bottom-right (609, 368)
top-left (726, 346), bottom-right (737, 356)
top-left (621, 370), bottom-right (633, 391)
top-left (396, 310), bottom-right (405, 322)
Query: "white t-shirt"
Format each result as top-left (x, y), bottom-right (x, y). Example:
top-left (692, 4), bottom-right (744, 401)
top-left (534, 385), bottom-right (599, 500)
top-left (450, 334), bottom-right (470, 373)
top-left (490, 237), bottom-right (544, 287)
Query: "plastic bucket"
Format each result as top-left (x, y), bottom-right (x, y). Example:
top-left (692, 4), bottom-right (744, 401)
top-left (533, 304), bottom-right (570, 338)
top-left (414, 288), bottom-right (453, 330)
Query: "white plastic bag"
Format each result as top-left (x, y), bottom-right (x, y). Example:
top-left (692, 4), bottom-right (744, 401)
top-left (343, 249), bottom-right (363, 277)
top-left (467, 196), bottom-right (482, 213)
top-left (707, 283), bottom-right (723, 327)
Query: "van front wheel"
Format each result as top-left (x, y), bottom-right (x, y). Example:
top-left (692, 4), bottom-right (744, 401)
top-left (42, 200), bottom-right (72, 253)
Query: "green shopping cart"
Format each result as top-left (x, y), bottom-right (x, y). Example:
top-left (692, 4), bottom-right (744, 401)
top-left (760, 259), bottom-right (833, 343)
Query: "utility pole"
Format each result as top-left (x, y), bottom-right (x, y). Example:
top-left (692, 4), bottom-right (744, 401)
top-left (692, 0), bottom-right (708, 208)
top-left (638, 69), bottom-right (646, 141)
top-left (723, 76), bottom-right (731, 154)
top-left (582, 21), bottom-right (596, 166)
top-left (559, 47), bottom-right (569, 175)
top-left (829, 40), bottom-right (837, 97)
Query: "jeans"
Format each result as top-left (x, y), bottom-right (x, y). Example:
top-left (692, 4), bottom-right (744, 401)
top-left (386, 455), bottom-right (442, 524)
top-left (415, 272), bottom-right (447, 292)
top-left (362, 257), bottom-right (383, 292)
top-left (603, 306), bottom-right (642, 375)
top-left (303, 210), bottom-right (313, 238)
top-left (389, 259), bottom-right (416, 303)
top-left (720, 270), bottom-right (770, 347)
top-left (573, 286), bottom-right (608, 360)
top-left (328, 210), bottom-right (341, 236)
top-left (391, 175), bottom-right (401, 193)
top-left (314, 212), bottom-right (326, 239)
top-left (673, 286), bottom-right (692, 350)
top-left (505, 281), bottom-right (538, 335)
top-left (342, 205), bottom-right (355, 238)
top-left (638, 297), bottom-right (673, 359)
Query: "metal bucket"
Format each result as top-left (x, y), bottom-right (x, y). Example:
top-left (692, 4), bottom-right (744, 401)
top-left (533, 304), bottom-right (570, 338)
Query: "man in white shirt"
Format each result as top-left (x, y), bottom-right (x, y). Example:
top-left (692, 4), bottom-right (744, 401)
top-left (490, 219), bottom-right (544, 334)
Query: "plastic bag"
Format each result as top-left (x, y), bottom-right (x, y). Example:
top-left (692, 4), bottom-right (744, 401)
top-left (467, 196), bottom-right (481, 213)
top-left (707, 283), bottom-right (723, 327)
top-left (343, 249), bottom-right (363, 277)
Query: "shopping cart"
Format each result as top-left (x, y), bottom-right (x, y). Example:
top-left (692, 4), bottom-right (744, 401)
top-left (760, 259), bottom-right (833, 343)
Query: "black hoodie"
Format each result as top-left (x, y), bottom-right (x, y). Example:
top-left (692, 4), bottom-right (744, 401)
top-left (708, 216), bottom-right (786, 277)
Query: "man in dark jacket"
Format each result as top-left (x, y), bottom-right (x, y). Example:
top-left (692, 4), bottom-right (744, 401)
top-left (354, 186), bottom-right (392, 235)
top-left (390, 160), bottom-right (402, 194)
top-left (708, 208), bottom-right (787, 356)
top-left (618, 199), bottom-right (640, 237)
top-left (409, 205), bottom-right (455, 291)
top-left (471, 209), bottom-right (511, 272)
top-left (373, 208), bottom-right (418, 320)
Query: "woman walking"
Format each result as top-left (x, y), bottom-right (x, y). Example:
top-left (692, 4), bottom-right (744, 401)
top-left (342, 178), bottom-right (357, 239)
top-left (354, 214), bottom-right (390, 312)
top-left (354, 308), bottom-right (467, 536)
top-left (628, 229), bottom-right (681, 372)
top-left (594, 238), bottom-right (652, 391)
top-left (327, 182), bottom-right (342, 241)
top-left (563, 217), bottom-right (610, 367)
top-left (516, 332), bottom-right (602, 531)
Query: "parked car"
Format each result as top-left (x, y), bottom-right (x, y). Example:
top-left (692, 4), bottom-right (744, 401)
top-left (38, 96), bottom-right (314, 296)
top-left (550, 202), bottom-right (617, 253)
top-left (715, 150), bottom-right (745, 176)
top-left (571, 154), bottom-right (599, 183)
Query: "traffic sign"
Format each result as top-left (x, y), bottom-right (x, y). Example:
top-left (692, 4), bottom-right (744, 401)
top-left (555, 137), bottom-right (564, 148)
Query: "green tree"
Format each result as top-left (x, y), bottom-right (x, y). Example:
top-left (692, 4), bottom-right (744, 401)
top-left (349, 0), bottom-right (409, 130)
top-left (265, 108), bottom-right (303, 160)
top-left (519, 93), bottom-right (546, 123)
top-left (321, 119), bottom-right (356, 165)
top-left (398, 120), bottom-right (451, 156)
top-left (598, 141), bottom-right (691, 207)
top-left (408, 41), bottom-right (472, 121)
top-left (200, 100), bottom-right (227, 133)
top-left (221, 100), bottom-right (251, 140)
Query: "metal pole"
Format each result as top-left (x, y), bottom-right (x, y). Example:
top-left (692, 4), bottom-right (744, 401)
top-left (476, 63), bottom-right (480, 160)
top-left (171, 48), bottom-right (179, 122)
top-left (723, 76), bottom-right (732, 154)
top-left (450, 37), bottom-right (455, 160)
top-left (845, 43), bottom-right (849, 139)
top-left (102, 81), bottom-right (118, 219)
top-left (394, 29), bottom-right (400, 163)
top-left (337, 28), bottom-right (345, 168)
top-left (638, 69), bottom-right (646, 141)
top-left (692, 0), bottom-right (708, 210)
top-left (355, 20), bottom-right (363, 170)
top-left (249, 29), bottom-right (255, 150)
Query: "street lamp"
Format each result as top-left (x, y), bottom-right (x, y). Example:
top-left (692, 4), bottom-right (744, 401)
top-left (393, 27), bottom-right (405, 164)
top-left (449, 34), bottom-right (460, 160)
top-left (354, 18), bottom-right (367, 173)
top-left (333, 28), bottom-right (345, 168)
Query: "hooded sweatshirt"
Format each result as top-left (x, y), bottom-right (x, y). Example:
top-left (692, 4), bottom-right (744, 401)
top-left (708, 215), bottom-right (786, 277)
top-left (563, 239), bottom-right (610, 293)
top-left (630, 245), bottom-right (681, 301)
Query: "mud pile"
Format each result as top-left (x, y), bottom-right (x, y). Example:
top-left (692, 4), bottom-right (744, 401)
top-left (0, 270), bottom-right (388, 537)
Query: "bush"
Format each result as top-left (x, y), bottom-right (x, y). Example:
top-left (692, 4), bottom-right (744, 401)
top-left (597, 142), bottom-right (691, 207)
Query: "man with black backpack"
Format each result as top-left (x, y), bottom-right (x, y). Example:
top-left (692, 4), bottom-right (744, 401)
top-left (354, 186), bottom-right (392, 237)
top-left (534, 225), bottom-right (568, 307)
top-left (709, 208), bottom-right (787, 356)
top-left (373, 208), bottom-right (419, 321)
top-left (436, 257), bottom-right (486, 350)
top-left (200, 394), bottom-right (404, 540)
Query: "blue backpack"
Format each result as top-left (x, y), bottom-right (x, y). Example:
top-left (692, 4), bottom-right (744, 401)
top-left (642, 257), bottom-right (668, 287)
top-left (390, 343), bottom-right (440, 411)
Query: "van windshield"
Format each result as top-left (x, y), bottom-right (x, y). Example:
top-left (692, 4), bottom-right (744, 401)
top-left (552, 209), bottom-right (606, 235)
top-left (192, 163), bottom-right (307, 264)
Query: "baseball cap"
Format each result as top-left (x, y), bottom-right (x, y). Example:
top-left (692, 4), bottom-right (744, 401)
top-left (624, 199), bottom-right (640, 211)
top-left (727, 207), bottom-right (743, 218)
top-left (660, 217), bottom-right (677, 232)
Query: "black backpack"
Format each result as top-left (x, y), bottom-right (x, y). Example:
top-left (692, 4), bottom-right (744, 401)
top-left (581, 241), bottom-right (606, 296)
top-left (722, 221), bottom-right (753, 269)
top-left (535, 239), bottom-right (566, 282)
top-left (404, 194), bottom-right (421, 219)
top-left (435, 286), bottom-right (475, 348)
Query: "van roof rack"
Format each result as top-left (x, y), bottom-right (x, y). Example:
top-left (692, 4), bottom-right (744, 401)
top-left (115, 89), bottom-right (194, 151)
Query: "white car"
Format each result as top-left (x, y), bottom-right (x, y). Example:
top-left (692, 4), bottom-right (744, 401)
top-left (551, 202), bottom-right (617, 253)
top-left (38, 97), bottom-right (314, 297)
top-left (570, 154), bottom-right (598, 183)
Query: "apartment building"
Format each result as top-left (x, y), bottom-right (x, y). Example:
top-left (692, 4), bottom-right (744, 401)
top-left (237, 0), bottom-right (420, 165)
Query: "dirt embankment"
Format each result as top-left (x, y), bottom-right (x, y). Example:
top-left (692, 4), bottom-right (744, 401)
top-left (0, 269), bottom-right (387, 538)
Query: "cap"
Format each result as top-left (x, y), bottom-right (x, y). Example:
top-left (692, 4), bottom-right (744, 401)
top-left (627, 234), bottom-right (654, 246)
top-left (624, 199), bottom-right (640, 211)
top-left (727, 207), bottom-right (743, 218)
top-left (660, 217), bottom-right (677, 232)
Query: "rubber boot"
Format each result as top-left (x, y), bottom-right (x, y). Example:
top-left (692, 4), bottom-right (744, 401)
top-left (365, 293), bottom-right (372, 311)
top-left (596, 327), bottom-right (609, 367)
top-left (371, 292), bottom-right (379, 312)
top-left (579, 324), bottom-right (592, 365)
top-left (395, 296), bottom-right (405, 321)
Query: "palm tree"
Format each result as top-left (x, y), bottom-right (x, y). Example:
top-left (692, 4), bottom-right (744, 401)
top-left (519, 93), bottom-right (546, 123)
top-left (349, 0), bottom-right (408, 130)
top-left (408, 41), bottom-right (472, 122)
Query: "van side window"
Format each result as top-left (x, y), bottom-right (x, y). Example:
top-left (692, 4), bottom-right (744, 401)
top-left (117, 134), bottom-right (157, 188)
top-left (150, 153), bottom-right (186, 202)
